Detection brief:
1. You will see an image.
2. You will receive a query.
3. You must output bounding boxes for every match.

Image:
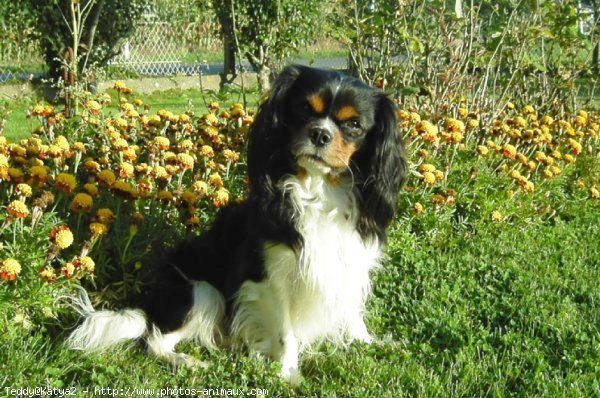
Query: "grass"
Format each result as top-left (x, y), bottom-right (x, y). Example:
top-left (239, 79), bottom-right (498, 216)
top-left (0, 86), bottom-right (598, 396)
top-left (1, 202), bottom-right (597, 396)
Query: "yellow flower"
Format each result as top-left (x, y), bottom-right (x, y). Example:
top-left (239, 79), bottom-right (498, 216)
top-left (476, 145), bottom-right (489, 156)
top-left (151, 166), bottom-right (169, 180)
top-left (522, 105), bottom-right (535, 115)
top-left (418, 164), bottom-right (436, 173)
top-left (199, 145), bottom-right (215, 158)
top-left (212, 188), bottom-right (230, 208)
top-left (114, 80), bottom-right (127, 92)
top-left (83, 183), bottom-right (99, 197)
top-left (413, 202), bottom-right (424, 215)
top-left (0, 258), bottom-right (21, 281)
top-left (192, 181), bottom-right (209, 197)
top-left (422, 171), bottom-right (436, 186)
top-left (51, 226), bottom-right (74, 249)
top-left (61, 262), bottom-right (76, 278)
top-left (40, 266), bottom-right (57, 283)
top-left (15, 183), bottom-right (32, 198)
top-left (222, 149), bottom-right (240, 162)
top-left (491, 211), bottom-right (502, 222)
top-left (568, 138), bottom-right (582, 155)
top-left (90, 222), bottom-right (108, 237)
top-left (55, 173), bottom-right (77, 193)
top-left (98, 170), bottom-right (116, 187)
top-left (444, 118), bottom-right (465, 133)
top-left (71, 193), bottom-right (94, 212)
top-left (111, 179), bottom-right (137, 199)
top-left (467, 118), bottom-right (479, 129)
top-left (117, 162), bottom-right (135, 178)
top-left (502, 144), bottom-right (517, 159)
top-left (85, 99), bottom-right (102, 115)
top-left (77, 256), bottom-right (95, 274)
top-left (7, 200), bottom-right (29, 218)
top-left (181, 191), bottom-right (198, 206)
top-left (157, 190), bottom-right (174, 202)
top-left (208, 174), bottom-right (223, 189)
top-left (591, 186), bottom-right (600, 199)
top-left (416, 120), bottom-right (438, 136)
top-left (176, 153), bottom-right (195, 170)
top-left (153, 136), bottom-right (170, 150)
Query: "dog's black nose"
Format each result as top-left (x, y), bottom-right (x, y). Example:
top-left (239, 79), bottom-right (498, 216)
top-left (309, 127), bottom-right (333, 147)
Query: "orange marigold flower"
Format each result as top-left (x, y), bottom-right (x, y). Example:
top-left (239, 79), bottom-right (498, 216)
top-left (71, 193), bottom-right (94, 212)
top-left (476, 145), bottom-right (489, 156)
top-left (444, 118), bottom-right (465, 133)
top-left (0, 258), bottom-right (21, 281)
top-left (568, 138), bottom-right (582, 155)
top-left (75, 256), bottom-right (95, 274)
top-left (422, 171), bottom-right (436, 186)
top-left (186, 214), bottom-right (201, 227)
top-left (85, 99), bottom-right (102, 115)
top-left (491, 211), bottom-right (502, 222)
top-left (90, 222), bottom-right (108, 237)
top-left (7, 200), bottom-right (29, 218)
top-left (50, 226), bottom-right (74, 249)
top-left (199, 145), bottom-right (215, 158)
top-left (98, 170), bottom-right (116, 187)
top-left (112, 179), bottom-right (137, 199)
top-left (208, 173), bottom-right (223, 188)
top-left (502, 144), bottom-right (517, 159)
top-left (61, 261), bottom-right (76, 278)
top-left (40, 266), bottom-right (57, 283)
top-left (222, 149), bottom-right (240, 162)
top-left (157, 190), bottom-right (174, 203)
top-left (83, 183), bottom-right (99, 197)
top-left (212, 188), bottom-right (230, 208)
top-left (153, 136), bottom-right (170, 150)
top-left (192, 181), bottom-right (209, 197)
top-left (15, 183), bottom-right (32, 198)
top-left (117, 162), bottom-right (135, 178)
top-left (418, 163), bottom-right (436, 173)
top-left (55, 173), bottom-right (77, 193)
top-left (176, 153), bottom-right (195, 170)
top-left (413, 202), bottom-right (424, 214)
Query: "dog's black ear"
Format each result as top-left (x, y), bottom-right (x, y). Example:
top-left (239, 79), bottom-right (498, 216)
top-left (352, 94), bottom-right (407, 242)
top-left (247, 65), bottom-right (302, 191)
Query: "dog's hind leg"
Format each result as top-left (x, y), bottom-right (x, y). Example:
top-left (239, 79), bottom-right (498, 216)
top-left (146, 281), bottom-right (225, 368)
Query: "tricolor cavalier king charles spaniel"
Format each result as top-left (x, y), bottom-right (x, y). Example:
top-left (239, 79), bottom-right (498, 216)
top-left (68, 65), bottom-right (407, 383)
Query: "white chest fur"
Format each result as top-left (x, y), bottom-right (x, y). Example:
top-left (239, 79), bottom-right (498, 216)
top-left (266, 174), bottom-right (381, 345)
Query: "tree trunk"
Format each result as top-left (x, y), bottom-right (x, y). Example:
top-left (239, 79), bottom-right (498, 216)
top-left (257, 64), bottom-right (271, 92)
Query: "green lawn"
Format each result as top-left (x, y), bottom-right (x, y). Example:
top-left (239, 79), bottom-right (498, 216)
top-left (1, 202), bottom-right (597, 396)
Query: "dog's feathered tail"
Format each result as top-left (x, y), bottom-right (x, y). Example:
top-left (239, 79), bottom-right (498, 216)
top-left (67, 288), bottom-right (147, 352)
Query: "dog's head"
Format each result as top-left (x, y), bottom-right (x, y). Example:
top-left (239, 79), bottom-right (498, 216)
top-left (247, 65), bottom-right (407, 241)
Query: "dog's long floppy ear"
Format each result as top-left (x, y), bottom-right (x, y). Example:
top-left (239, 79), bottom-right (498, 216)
top-left (247, 65), bottom-right (302, 192)
top-left (352, 94), bottom-right (407, 242)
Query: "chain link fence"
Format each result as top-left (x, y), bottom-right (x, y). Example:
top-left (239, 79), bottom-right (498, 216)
top-left (0, 4), bottom-right (346, 84)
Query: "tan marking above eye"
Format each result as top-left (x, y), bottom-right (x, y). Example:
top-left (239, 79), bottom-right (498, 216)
top-left (308, 95), bottom-right (326, 114)
top-left (335, 105), bottom-right (360, 121)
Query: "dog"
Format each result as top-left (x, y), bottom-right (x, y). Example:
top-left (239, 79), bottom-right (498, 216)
top-left (68, 64), bottom-right (407, 384)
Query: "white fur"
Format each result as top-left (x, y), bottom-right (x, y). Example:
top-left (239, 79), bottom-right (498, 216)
top-left (68, 281), bottom-right (225, 368)
top-left (232, 172), bottom-right (380, 383)
top-left (146, 281), bottom-right (225, 365)
top-left (67, 288), bottom-right (147, 352)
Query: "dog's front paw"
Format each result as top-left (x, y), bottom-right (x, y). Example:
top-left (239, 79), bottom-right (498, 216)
top-left (280, 365), bottom-right (302, 386)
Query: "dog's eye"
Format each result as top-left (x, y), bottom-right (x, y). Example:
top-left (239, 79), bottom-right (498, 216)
top-left (342, 119), bottom-right (362, 131)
